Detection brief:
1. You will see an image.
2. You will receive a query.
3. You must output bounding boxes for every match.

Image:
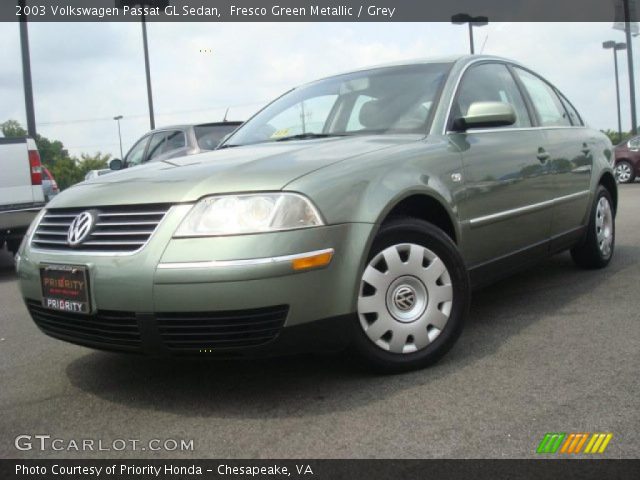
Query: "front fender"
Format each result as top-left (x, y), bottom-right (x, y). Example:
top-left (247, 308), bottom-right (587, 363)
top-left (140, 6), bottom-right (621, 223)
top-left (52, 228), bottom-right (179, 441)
top-left (286, 136), bottom-right (464, 227)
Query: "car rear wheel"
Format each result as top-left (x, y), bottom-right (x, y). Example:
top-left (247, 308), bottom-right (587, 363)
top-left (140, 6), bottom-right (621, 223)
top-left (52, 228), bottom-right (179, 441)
top-left (615, 161), bottom-right (635, 183)
top-left (570, 186), bottom-right (615, 269)
top-left (353, 217), bottom-right (470, 373)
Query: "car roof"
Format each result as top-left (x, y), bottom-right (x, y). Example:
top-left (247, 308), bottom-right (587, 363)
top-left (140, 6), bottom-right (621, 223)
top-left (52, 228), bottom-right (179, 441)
top-left (147, 121), bottom-right (243, 133)
top-left (298, 55), bottom-right (523, 87)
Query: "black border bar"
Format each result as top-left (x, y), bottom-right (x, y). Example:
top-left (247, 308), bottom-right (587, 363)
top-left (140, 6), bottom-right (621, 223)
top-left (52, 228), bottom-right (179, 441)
top-left (3, 0), bottom-right (639, 22)
top-left (2, 459), bottom-right (640, 480)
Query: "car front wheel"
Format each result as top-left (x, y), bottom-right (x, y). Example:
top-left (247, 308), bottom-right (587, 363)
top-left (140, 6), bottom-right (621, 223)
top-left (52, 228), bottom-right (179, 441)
top-left (615, 161), bottom-right (635, 183)
top-left (353, 217), bottom-right (470, 373)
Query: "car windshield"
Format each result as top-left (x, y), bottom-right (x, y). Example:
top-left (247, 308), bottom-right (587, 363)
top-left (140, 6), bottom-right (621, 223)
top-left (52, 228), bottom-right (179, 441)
top-left (195, 124), bottom-right (240, 150)
top-left (224, 63), bottom-right (451, 147)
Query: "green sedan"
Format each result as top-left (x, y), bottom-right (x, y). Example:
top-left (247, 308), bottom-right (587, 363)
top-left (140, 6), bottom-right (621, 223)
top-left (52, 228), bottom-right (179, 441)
top-left (16, 55), bottom-right (617, 372)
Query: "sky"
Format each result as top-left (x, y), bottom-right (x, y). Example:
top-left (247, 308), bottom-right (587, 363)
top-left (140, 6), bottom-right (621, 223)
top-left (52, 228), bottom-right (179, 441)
top-left (0, 22), bottom-right (637, 159)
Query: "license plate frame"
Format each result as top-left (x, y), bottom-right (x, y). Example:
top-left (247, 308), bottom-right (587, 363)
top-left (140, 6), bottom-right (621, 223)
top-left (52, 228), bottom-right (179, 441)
top-left (40, 264), bottom-right (91, 314)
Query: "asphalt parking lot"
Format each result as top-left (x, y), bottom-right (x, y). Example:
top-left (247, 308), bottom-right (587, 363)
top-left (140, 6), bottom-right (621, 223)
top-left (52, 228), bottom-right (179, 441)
top-left (0, 185), bottom-right (638, 459)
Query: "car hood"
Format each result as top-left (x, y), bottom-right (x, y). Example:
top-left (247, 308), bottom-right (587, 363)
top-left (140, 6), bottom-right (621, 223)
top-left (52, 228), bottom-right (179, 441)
top-left (49, 135), bottom-right (422, 208)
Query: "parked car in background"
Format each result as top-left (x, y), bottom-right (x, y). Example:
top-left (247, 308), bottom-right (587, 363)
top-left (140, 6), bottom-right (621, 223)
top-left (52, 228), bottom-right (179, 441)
top-left (85, 121), bottom-right (243, 180)
top-left (17, 56), bottom-right (616, 372)
top-left (614, 135), bottom-right (640, 183)
top-left (0, 132), bottom-right (45, 254)
top-left (42, 167), bottom-right (59, 202)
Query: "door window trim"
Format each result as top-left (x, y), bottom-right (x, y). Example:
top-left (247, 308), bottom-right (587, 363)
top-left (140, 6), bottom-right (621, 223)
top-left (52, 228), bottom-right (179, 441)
top-left (443, 58), bottom-right (586, 135)
top-left (445, 60), bottom-right (535, 132)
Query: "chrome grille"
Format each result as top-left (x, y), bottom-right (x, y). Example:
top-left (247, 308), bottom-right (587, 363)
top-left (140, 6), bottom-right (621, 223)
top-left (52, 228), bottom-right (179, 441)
top-left (32, 204), bottom-right (171, 253)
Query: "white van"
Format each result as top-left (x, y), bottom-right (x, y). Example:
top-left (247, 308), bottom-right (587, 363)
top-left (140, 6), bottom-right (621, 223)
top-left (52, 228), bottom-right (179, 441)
top-left (0, 132), bottom-right (45, 253)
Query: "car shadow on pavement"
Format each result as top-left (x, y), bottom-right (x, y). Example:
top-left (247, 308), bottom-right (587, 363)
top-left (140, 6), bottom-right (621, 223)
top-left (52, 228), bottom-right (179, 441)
top-left (0, 249), bottom-right (17, 284)
top-left (65, 247), bottom-right (638, 419)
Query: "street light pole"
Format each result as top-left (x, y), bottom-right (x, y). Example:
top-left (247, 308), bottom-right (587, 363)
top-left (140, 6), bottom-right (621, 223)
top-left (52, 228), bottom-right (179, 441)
top-left (113, 115), bottom-right (124, 159)
top-left (603, 41), bottom-right (627, 141)
top-left (18, 1), bottom-right (36, 138)
top-left (451, 14), bottom-right (488, 55)
top-left (623, 0), bottom-right (637, 135)
top-left (141, 14), bottom-right (155, 130)
top-left (116, 2), bottom-right (167, 131)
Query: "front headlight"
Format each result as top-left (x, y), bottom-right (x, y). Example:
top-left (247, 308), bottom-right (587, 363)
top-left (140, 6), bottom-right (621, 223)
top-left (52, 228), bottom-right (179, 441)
top-left (174, 193), bottom-right (324, 237)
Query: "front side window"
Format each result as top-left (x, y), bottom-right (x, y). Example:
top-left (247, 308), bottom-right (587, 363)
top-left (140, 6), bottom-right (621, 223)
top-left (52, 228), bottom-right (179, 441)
top-left (628, 136), bottom-right (640, 150)
top-left (125, 136), bottom-right (149, 167)
top-left (515, 68), bottom-right (571, 127)
top-left (224, 63), bottom-right (451, 147)
top-left (165, 130), bottom-right (186, 151)
top-left (451, 63), bottom-right (531, 128)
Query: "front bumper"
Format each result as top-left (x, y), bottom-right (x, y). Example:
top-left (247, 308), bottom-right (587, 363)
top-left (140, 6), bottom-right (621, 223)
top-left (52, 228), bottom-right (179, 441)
top-left (17, 212), bottom-right (375, 355)
top-left (0, 203), bottom-right (44, 231)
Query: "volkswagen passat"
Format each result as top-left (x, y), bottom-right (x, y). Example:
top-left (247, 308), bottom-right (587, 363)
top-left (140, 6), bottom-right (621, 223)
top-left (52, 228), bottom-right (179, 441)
top-left (16, 56), bottom-right (617, 372)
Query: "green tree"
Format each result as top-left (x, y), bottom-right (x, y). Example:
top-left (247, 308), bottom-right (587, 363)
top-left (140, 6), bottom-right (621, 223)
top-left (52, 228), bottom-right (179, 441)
top-left (36, 136), bottom-right (68, 168)
top-left (47, 157), bottom-right (84, 191)
top-left (1, 119), bottom-right (27, 137)
top-left (77, 152), bottom-right (111, 177)
top-left (600, 129), bottom-right (639, 146)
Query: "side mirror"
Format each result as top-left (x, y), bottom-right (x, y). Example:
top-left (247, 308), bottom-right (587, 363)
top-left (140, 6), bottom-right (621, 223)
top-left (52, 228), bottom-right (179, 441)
top-left (454, 101), bottom-right (516, 131)
top-left (109, 158), bottom-right (123, 170)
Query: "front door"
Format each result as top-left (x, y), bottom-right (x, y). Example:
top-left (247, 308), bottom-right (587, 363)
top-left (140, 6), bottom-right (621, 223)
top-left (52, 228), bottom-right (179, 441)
top-left (448, 62), bottom-right (555, 268)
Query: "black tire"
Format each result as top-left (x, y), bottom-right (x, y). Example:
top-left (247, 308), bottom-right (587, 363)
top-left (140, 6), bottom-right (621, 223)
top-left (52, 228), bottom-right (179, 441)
top-left (570, 186), bottom-right (615, 269)
top-left (615, 160), bottom-right (635, 184)
top-left (352, 217), bottom-right (470, 373)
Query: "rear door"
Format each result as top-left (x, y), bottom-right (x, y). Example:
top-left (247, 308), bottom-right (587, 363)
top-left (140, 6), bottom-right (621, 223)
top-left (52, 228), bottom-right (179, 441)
top-left (513, 68), bottom-right (592, 243)
top-left (449, 62), bottom-right (554, 267)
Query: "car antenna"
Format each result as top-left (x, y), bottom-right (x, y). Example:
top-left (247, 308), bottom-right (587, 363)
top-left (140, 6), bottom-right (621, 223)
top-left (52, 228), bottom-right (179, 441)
top-left (479, 34), bottom-right (489, 54)
top-left (223, 107), bottom-right (229, 122)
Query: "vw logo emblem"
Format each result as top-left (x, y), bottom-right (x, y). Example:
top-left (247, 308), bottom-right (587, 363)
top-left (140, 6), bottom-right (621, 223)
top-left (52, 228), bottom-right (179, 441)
top-left (67, 211), bottom-right (95, 246)
top-left (393, 286), bottom-right (416, 311)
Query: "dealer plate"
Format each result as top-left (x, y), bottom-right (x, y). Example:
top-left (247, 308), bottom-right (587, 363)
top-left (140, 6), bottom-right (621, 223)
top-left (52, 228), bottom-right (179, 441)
top-left (40, 264), bottom-right (91, 314)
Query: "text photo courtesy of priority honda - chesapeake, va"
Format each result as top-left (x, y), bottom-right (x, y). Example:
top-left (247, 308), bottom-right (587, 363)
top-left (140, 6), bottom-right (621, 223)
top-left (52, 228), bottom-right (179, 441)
top-left (0, 1), bottom-right (639, 479)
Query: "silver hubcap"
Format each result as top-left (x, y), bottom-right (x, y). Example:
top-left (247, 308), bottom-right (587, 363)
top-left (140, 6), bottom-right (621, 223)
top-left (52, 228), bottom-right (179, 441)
top-left (357, 243), bottom-right (453, 354)
top-left (595, 197), bottom-right (613, 258)
top-left (615, 163), bottom-right (631, 182)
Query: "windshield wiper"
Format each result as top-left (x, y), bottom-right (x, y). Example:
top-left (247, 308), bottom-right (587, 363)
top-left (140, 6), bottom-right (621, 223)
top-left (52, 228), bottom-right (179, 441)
top-left (274, 133), bottom-right (345, 142)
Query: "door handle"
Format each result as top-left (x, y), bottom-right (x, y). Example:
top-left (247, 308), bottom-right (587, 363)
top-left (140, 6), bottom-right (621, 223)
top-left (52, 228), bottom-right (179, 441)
top-left (536, 148), bottom-right (550, 162)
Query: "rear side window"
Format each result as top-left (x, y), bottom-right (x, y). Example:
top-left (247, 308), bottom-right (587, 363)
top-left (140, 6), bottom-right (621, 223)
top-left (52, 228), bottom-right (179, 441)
top-left (557, 92), bottom-right (583, 126)
top-left (452, 63), bottom-right (531, 128)
top-left (515, 68), bottom-right (572, 127)
top-left (195, 124), bottom-right (238, 150)
top-left (146, 130), bottom-right (186, 162)
top-left (165, 130), bottom-right (186, 151)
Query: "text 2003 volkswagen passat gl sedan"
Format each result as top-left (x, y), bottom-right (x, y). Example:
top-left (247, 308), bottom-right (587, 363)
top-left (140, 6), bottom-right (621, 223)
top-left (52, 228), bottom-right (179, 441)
top-left (16, 55), bottom-right (617, 371)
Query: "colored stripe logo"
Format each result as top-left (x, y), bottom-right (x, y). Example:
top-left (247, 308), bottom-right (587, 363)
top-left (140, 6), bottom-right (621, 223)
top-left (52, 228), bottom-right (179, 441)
top-left (537, 433), bottom-right (613, 454)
